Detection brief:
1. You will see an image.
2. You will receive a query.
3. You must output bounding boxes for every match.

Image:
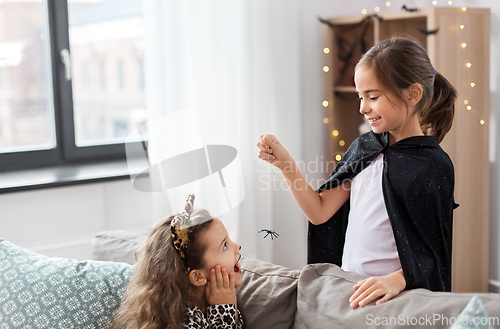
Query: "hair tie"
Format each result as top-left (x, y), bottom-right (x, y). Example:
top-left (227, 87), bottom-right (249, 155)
top-left (171, 194), bottom-right (195, 271)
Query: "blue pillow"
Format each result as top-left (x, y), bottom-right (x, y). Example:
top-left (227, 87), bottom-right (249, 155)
top-left (0, 238), bottom-right (133, 328)
top-left (449, 295), bottom-right (494, 329)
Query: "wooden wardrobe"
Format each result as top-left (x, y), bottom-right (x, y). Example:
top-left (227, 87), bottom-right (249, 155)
top-left (323, 6), bottom-right (491, 292)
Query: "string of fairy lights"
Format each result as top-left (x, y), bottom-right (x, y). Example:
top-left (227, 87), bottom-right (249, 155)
top-left (322, 2), bottom-right (486, 162)
top-left (456, 7), bottom-right (486, 127)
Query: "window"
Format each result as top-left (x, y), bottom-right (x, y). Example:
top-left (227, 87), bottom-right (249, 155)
top-left (0, 0), bottom-right (56, 157)
top-left (113, 118), bottom-right (129, 138)
top-left (118, 60), bottom-right (124, 91)
top-left (0, 0), bottom-right (147, 171)
top-left (138, 58), bottom-right (145, 91)
top-left (99, 62), bottom-right (106, 90)
top-left (81, 62), bottom-right (89, 90)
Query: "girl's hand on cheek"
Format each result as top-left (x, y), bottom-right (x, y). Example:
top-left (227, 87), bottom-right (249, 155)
top-left (205, 265), bottom-right (236, 305)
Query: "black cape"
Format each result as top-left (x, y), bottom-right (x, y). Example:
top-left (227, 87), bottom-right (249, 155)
top-left (308, 131), bottom-right (457, 292)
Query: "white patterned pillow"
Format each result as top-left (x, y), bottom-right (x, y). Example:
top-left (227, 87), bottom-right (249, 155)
top-left (0, 238), bottom-right (133, 329)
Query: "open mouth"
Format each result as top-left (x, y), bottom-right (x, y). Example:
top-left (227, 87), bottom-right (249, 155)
top-left (234, 254), bottom-right (242, 273)
top-left (368, 116), bottom-right (382, 125)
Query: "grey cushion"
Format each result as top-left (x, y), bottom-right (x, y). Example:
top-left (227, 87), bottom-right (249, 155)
top-left (238, 257), bottom-right (300, 329)
top-left (92, 231), bottom-right (147, 264)
top-left (293, 263), bottom-right (500, 329)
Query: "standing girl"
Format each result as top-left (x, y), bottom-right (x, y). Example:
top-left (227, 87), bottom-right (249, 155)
top-left (112, 194), bottom-right (243, 329)
top-left (257, 37), bottom-right (458, 308)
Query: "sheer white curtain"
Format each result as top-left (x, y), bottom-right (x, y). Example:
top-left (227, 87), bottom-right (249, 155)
top-left (143, 0), bottom-right (307, 268)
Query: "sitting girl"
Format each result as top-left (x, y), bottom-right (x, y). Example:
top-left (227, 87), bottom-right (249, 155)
top-left (111, 194), bottom-right (243, 329)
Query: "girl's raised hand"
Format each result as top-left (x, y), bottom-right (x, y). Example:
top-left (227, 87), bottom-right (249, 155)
top-left (256, 135), bottom-right (293, 171)
top-left (205, 265), bottom-right (236, 305)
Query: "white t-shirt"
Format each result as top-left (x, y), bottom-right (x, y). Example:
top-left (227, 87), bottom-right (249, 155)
top-left (341, 153), bottom-right (402, 276)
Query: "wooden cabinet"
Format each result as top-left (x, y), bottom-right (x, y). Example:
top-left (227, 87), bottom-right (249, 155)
top-left (324, 7), bottom-right (490, 292)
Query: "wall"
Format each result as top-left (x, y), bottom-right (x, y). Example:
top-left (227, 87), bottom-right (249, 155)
top-left (297, 0), bottom-right (500, 289)
top-left (0, 178), bottom-right (155, 260)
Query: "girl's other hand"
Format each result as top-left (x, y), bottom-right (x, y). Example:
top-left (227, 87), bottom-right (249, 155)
top-left (348, 269), bottom-right (406, 309)
top-left (256, 135), bottom-right (293, 171)
top-left (205, 265), bottom-right (237, 305)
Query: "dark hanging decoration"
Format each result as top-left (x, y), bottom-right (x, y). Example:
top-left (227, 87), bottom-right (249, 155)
top-left (418, 28), bottom-right (440, 36)
top-left (318, 15), bottom-right (383, 86)
top-left (318, 16), bottom-right (334, 28)
top-left (402, 5), bottom-right (418, 12)
top-left (259, 229), bottom-right (280, 240)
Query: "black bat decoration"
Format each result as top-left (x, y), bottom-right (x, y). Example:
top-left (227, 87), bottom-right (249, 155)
top-left (418, 28), bottom-right (440, 35)
top-left (259, 229), bottom-right (280, 240)
top-left (402, 5), bottom-right (418, 12)
top-left (317, 16), bottom-right (335, 28)
top-left (317, 14), bottom-right (382, 29)
top-left (318, 15), bottom-right (383, 86)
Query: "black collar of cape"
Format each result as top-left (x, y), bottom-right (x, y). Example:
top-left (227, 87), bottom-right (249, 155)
top-left (308, 131), bottom-right (457, 292)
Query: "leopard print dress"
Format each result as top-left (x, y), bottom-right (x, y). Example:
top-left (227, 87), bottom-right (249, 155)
top-left (182, 304), bottom-right (243, 328)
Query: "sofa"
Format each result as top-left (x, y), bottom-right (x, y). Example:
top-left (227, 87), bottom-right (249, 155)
top-left (1, 232), bottom-right (499, 329)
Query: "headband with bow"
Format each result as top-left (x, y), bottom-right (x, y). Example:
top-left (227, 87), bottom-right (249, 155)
top-left (171, 194), bottom-right (195, 271)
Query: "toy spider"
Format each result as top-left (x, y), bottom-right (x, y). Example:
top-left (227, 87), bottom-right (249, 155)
top-left (259, 229), bottom-right (279, 240)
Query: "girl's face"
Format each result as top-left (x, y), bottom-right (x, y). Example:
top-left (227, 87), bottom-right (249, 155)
top-left (201, 218), bottom-right (242, 288)
top-left (355, 66), bottom-right (410, 139)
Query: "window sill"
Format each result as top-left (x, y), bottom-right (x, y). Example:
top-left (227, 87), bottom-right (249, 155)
top-left (0, 158), bottom-right (145, 194)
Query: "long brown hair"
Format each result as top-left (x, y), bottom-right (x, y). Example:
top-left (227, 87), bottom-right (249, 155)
top-left (111, 209), bottom-right (214, 329)
top-left (356, 36), bottom-right (457, 143)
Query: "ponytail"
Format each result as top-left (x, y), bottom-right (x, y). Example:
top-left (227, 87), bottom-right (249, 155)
top-left (420, 72), bottom-right (457, 143)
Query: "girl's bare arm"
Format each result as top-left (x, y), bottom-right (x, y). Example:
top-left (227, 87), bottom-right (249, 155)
top-left (257, 135), bottom-right (350, 225)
